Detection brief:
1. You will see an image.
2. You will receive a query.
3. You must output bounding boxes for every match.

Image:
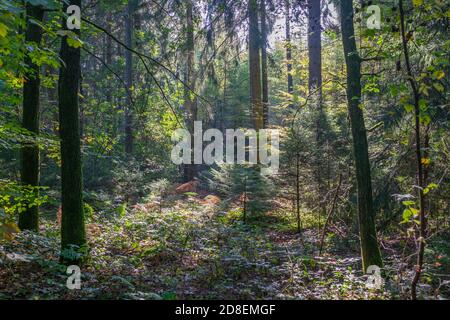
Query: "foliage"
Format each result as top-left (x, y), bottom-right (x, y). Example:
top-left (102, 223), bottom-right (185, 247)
top-left (207, 164), bottom-right (276, 216)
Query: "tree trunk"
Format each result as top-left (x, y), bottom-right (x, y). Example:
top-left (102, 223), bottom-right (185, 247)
top-left (307, 0), bottom-right (322, 95)
top-left (19, 3), bottom-right (45, 232)
top-left (260, 0), bottom-right (269, 128)
top-left (58, 0), bottom-right (86, 263)
top-left (285, 0), bottom-right (293, 95)
top-left (340, 0), bottom-right (382, 271)
top-left (124, 0), bottom-right (135, 155)
top-left (183, 0), bottom-right (198, 182)
top-left (248, 0), bottom-right (263, 131)
top-left (296, 153), bottom-right (301, 233)
top-left (398, 0), bottom-right (426, 300)
top-left (308, 0), bottom-right (326, 219)
top-left (105, 13), bottom-right (113, 104)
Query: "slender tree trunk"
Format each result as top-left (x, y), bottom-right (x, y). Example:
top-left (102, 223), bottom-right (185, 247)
top-left (58, 0), bottom-right (86, 263)
top-left (296, 153), bottom-right (301, 233)
top-left (124, 0), bottom-right (135, 155)
top-left (319, 174), bottom-right (343, 255)
top-left (105, 13), bottom-right (113, 104)
top-left (79, 69), bottom-right (84, 139)
top-left (247, 0), bottom-right (264, 195)
top-left (399, 0), bottom-right (426, 300)
top-left (19, 3), bottom-right (45, 231)
top-left (183, 0), bottom-right (198, 182)
top-left (260, 0), bottom-right (269, 128)
top-left (222, 59), bottom-right (228, 149)
top-left (248, 0), bottom-right (263, 131)
top-left (340, 0), bottom-right (382, 271)
top-left (285, 0), bottom-right (293, 95)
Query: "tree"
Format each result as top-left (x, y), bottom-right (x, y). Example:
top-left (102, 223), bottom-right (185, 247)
top-left (308, 0), bottom-right (326, 219)
top-left (340, 0), bottom-right (382, 271)
top-left (183, 0), bottom-right (198, 182)
top-left (58, 0), bottom-right (86, 263)
top-left (285, 0), bottom-right (293, 96)
top-left (248, 0), bottom-right (263, 131)
top-left (260, 0), bottom-right (269, 128)
top-left (124, 0), bottom-right (136, 155)
top-left (398, 0), bottom-right (427, 300)
top-left (19, 3), bottom-right (45, 231)
top-left (307, 0), bottom-right (322, 95)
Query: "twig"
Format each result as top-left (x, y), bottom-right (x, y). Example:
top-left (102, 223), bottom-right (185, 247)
top-left (81, 45), bottom-right (134, 106)
top-left (81, 17), bottom-right (210, 109)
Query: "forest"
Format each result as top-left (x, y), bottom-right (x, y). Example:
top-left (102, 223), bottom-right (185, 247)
top-left (0, 0), bottom-right (449, 301)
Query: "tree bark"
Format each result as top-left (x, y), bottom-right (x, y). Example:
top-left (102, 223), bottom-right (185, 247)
top-left (183, 0), bottom-right (198, 182)
top-left (124, 0), bottom-right (135, 155)
top-left (296, 153), bottom-right (301, 233)
top-left (260, 0), bottom-right (269, 128)
top-left (105, 13), bottom-right (113, 104)
top-left (19, 3), bottom-right (45, 232)
top-left (248, 0), bottom-right (263, 131)
top-left (58, 0), bottom-right (86, 263)
top-left (285, 0), bottom-right (293, 95)
top-left (398, 0), bottom-right (426, 300)
top-left (340, 0), bottom-right (382, 271)
top-left (307, 0), bottom-right (322, 95)
top-left (308, 0), bottom-right (326, 219)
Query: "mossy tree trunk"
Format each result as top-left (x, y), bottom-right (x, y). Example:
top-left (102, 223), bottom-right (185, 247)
top-left (58, 0), bottom-right (86, 263)
top-left (19, 3), bottom-right (45, 232)
top-left (340, 0), bottom-right (383, 271)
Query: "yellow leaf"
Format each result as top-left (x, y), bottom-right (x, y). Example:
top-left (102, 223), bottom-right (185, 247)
top-left (0, 222), bottom-right (19, 241)
top-left (413, 0), bottom-right (423, 6)
top-left (434, 70), bottom-right (445, 80)
top-left (421, 158), bottom-right (430, 166)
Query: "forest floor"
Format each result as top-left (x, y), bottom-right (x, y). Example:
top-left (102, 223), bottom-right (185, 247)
top-left (0, 190), bottom-right (449, 300)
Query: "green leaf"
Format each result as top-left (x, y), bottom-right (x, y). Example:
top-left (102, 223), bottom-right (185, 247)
top-left (427, 183), bottom-right (438, 189)
top-left (0, 23), bottom-right (8, 38)
top-left (66, 36), bottom-right (83, 48)
top-left (402, 208), bottom-right (413, 222)
top-left (389, 85), bottom-right (399, 97)
top-left (409, 207), bottom-right (419, 216)
top-left (424, 183), bottom-right (438, 195)
top-left (433, 83), bottom-right (444, 93)
top-left (404, 104), bottom-right (414, 113)
top-left (419, 99), bottom-right (427, 111)
top-left (419, 113), bottom-right (431, 125)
